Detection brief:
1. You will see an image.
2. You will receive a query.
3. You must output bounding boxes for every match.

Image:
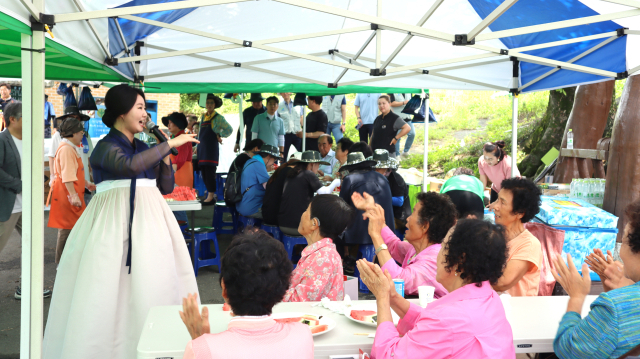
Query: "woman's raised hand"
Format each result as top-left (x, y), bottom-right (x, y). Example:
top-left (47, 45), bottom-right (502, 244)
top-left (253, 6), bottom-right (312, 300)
top-left (351, 192), bottom-right (375, 211)
top-left (364, 204), bottom-right (386, 236)
top-left (356, 259), bottom-right (393, 300)
top-left (603, 261), bottom-right (635, 291)
top-left (584, 248), bottom-right (612, 279)
top-left (168, 133), bottom-right (200, 149)
top-left (179, 293), bottom-right (210, 340)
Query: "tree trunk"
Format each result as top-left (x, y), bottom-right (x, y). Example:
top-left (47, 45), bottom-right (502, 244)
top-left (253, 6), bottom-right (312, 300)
top-left (554, 81), bottom-right (615, 183)
top-left (604, 75), bottom-right (640, 242)
top-left (519, 88), bottom-right (576, 178)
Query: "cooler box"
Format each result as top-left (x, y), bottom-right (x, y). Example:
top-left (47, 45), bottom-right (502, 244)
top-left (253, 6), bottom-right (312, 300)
top-left (534, 196), bottom-right (618, 281)
top-left (344, 275), bottom-right (359, 300)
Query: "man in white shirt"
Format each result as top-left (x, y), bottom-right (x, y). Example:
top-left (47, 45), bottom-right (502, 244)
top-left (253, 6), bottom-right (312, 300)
top-left (0, 102), bottom-right (52, 299)
top-left (317, 134), bottom-right (337, 177)
top-left (321, 95), bottom-right (346, 142)
top-left (277, 93), bottom-right (303, 160)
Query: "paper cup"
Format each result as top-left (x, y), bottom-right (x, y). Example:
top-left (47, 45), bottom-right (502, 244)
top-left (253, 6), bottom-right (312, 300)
top-left (418, 286), bottom-right (435, 307)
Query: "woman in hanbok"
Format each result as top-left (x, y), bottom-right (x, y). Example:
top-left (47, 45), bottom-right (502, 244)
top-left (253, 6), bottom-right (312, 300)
top-left (43, 84), bottom-right (200, 359)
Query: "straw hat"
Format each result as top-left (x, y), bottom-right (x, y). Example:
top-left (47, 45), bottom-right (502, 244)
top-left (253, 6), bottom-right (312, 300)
top-left (370, 149), bottom-right (398, 170)
top-left (339, 152), bottom-right (377, 172)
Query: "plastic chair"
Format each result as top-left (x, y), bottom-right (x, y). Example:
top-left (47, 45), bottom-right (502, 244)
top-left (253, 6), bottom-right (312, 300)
top-left (193, 171), bottom-right (208, 198)
top-left (213, 201), bottom-right (237, 235)
top-left (282, 233), bottom-right (306, 265)
top-left (237, 214), bottom-right (262, 232)
top-left (354, 244), bottom-right (376, 293)
top-left (260, 224), bottom-right (282, 242)
top-left (215, 173), bottom-right (227, 199)
top-left (188, 227), bottom-right (221, 277)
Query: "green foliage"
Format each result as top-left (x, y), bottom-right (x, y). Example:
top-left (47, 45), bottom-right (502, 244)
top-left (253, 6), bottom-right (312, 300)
top-left (179, 93), bottom-right (281, 117)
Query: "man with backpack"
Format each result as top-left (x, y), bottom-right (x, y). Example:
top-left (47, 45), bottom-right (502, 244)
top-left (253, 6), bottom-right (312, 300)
top-left (233, 144), bottom-right (281, 218)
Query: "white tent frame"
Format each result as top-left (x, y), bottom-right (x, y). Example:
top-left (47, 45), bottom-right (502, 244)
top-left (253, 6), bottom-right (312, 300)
top-left (16, 0), bottom-right (640, 357)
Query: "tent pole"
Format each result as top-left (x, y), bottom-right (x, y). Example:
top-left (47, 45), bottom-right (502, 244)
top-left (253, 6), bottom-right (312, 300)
top-left (238, 93), bottom-right (244, 148)
top-left (375, 0), bottom-right (381, 68)
top-left (511, 93), bottom-right (518, 178)
top-left (422, 93), bottom-right (429, 192)
top-left (20, 0), bottom-right (46, 357)
top-left (302, 102), bottom-right (307, 152)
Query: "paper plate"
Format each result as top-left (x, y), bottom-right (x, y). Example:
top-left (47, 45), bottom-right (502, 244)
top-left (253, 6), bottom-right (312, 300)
top-left (345, 305), bottom-right (400, 327)
top-left (272, 312), bottom-right (336, 337)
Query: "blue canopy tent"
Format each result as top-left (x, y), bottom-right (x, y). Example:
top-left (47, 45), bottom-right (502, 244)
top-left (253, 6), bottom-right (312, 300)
top-left (1, 0), bottom-right (639, 356)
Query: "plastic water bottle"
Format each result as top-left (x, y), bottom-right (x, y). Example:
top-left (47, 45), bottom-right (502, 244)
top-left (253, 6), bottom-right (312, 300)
top-left (567, 129), bottom-right (574, 149)
top-left (570, 179), bottom-right (575, 198)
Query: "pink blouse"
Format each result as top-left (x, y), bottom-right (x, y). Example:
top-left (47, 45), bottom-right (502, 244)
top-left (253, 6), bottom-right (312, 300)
top-left (372, 281), bottom-right (515, 359)
top-left (283, 237), bottom-right (344, 302)
top-left (182, 316), bottom-right (314, 359)
top-left (379, 226), bottom-right (448, 298)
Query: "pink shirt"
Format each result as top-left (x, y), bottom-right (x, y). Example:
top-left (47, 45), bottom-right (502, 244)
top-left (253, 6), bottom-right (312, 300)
top-left (372, 281), bottom-right (514, 359)
top-left (183, 316), bottom-right (314, 359)
top-left (379, 226), bottom-right (448, 298)
top-left (283, 237), bottom-right (344, 302)
top-left (478, 155), bottom-right (520, 193)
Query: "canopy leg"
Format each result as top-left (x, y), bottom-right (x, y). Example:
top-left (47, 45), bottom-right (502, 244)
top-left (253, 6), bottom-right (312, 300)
top-left (238, 93), bottom-right (244, 148)
top-left (20, 5), bottom-right (46, 358)
top-left (422, 94), bottom-right (429, 192)
top-left (511, 93), bottom-right (519, 177)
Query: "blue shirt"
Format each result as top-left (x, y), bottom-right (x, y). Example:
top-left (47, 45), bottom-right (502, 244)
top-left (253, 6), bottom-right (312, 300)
top-left (554, 281), bottom-right (640, 359)
top-left (354, 93), bottom-right (380, 125)
top-left (236, 154), bottom-right (270, 216)
top-left (251, 112), bottom-right (285, 148)
top-left (44, 101), bottom-right (55, 126)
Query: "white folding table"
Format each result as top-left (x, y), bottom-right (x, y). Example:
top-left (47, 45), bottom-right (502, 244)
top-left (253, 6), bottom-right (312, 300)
top-left (137, 295), bottom-right (597, 359)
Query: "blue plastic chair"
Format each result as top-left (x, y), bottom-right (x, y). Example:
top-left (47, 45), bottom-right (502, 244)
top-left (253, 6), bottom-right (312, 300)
top-left (193, 171), bottom-right (208, 198)
top-left (188, 227), bottom-right (221, 276)
top-left (215, 173), bottom-right (227, 199)
top-left (213, 201), bottom-right (237, 235)
top-left (260, 224), bottom-right (282, 242)
top-left (354, 244), bottom-right (376, 293)
top-left (237, 214), bottom-right (262, 232)
top-left (282, 233), bottom-right (307, 266)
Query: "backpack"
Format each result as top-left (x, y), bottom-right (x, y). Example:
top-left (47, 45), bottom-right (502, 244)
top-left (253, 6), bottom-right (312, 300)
top-left (224, 158), bottom-right (256, 207)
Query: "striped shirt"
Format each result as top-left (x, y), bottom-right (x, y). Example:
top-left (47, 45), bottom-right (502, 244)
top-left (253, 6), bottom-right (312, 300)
top-left (554, 281), bottom-right (640, 358)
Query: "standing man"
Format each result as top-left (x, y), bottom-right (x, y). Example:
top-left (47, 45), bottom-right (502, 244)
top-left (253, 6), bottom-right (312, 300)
top-left (389, 93), bottom-right (415, 158)
top-left (251, 96), bottom-right (285, 154)
top-left (44, 95), bottom-right (56, 139)
top-left (277, 92), bottom-right (303, 160)
top-left (317, 134), bottom-right (337, 177)
top-left (0, 83), bottom-right (17, 132)
top-left (298, 96), bottom-right (328, 152)
top-left (322, 94), bottom-right (346, 142)
top-left (234, 93), bottom-right (265, 152)
top-left (354, 93), bottom-right (380, 144)
top-left (0, 102), bottom-right (51, 299)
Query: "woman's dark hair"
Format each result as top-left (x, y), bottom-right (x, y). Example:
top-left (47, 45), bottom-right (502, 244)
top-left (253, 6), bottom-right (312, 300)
top-left (483, 140), bottom-right (506, 161)
top-left (268, 158), bottom-right (297, 185)
top-left (625, 199), bottom-right (640, 253)
top-left (287, 161), bottom-right (311, 179)
top-left (500, 177), bottom-right (541, 223)
top-left (348, 141), bottom-right (373, 158)
top-left (415, 192), bottom-right (457, 244)
top-left (310, 195), bottom-right (355, 242)
top-left (220, 230), bottom-right (292, 316)
top-left (444, 219), bottom-right (508, 286)
top-left (102, 84), bottom-right (146, 128)
top-left (378, 94), bottom-right (391, 103)
top-left (243, 138), bottom-right (264, 152)
top-left (337, 137), bottom-right (354, 152)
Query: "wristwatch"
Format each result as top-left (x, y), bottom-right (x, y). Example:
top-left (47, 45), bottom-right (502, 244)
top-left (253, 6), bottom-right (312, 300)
top-left (375, 244), bottom-right (388, 255)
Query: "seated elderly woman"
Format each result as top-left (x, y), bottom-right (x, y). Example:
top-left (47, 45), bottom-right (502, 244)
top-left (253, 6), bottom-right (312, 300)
top-left (357, 219), bottom-right (514, 358)
top-left (283, 194), bottom-right (355, 302)
top-left (179, 231), bottom-right (313, 359)
top-left (490, 177), bottom-right (543, 296)
top-left (352, 191), bottom-right (456, 298)
top-left (553, 199), bottom-right (640, 359)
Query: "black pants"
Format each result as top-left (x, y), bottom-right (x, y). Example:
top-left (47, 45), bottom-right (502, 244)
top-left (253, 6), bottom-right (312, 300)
top-left (490, 188), bottom-right (498, 203)
top-left (201, 165), bottom-right (217, 194)
top-left (358, 124), bottom-right (373, 144)
top-left (284, 133), bottom-right (302, 161)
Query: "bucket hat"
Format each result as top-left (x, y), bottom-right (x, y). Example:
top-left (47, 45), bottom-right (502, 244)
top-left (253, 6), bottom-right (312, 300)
top-left (370, 149), bottom-right (398, 170)
top-left (298, 151), bottom-right (330, 165)
top-left (162, 112), bottom-right (188, 130)
top-left (255, 144), bottom-right (282, 160)
top-left (246, 93), bottom-right (265, 102)
top-left (339, 152), bottom-right (377, 172)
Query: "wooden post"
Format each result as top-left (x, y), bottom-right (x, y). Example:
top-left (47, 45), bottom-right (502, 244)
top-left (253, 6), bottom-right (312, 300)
top-left (604, 75), bottom-right (640, 242)
top-left (554, 80), bottom-right (615, 182)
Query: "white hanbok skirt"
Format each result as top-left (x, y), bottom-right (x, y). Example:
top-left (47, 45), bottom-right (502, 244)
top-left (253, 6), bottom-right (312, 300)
top-left (43, 179), bottom-right (199, 359)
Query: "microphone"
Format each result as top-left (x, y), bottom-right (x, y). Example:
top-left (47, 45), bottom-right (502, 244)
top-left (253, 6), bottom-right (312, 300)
top-left (146, 121), bottom-right (179, 156)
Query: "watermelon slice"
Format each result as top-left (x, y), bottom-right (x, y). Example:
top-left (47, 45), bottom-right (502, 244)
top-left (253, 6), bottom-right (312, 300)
top-left (274, 317), bottom-right (302, 323)
top-left (310, 324), bottom-right (328, 334)
top-left (300, 315), bottom-right (319, 326)
top-left (350, 310), bottom-right (377, 322)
